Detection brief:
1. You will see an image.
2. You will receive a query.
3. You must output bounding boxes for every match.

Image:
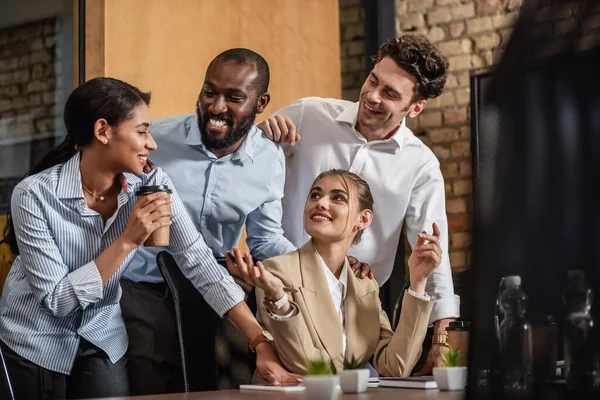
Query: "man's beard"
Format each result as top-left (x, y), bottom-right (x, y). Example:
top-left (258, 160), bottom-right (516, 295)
top-left (196, 105), bottom-right (257, 151)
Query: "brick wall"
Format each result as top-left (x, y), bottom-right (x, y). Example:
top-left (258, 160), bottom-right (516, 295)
top-left (339, 1), bottom-right (600, 281)
top-left (340, 0), bottom-right (366, 101)
top-left (396, 0), bottom-right (524, 274)
top-left (0, 17), bottom-right (61, 209)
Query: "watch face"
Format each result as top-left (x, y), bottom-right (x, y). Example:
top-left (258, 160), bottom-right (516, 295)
top-left (262, 330), bottom-right (274, 342)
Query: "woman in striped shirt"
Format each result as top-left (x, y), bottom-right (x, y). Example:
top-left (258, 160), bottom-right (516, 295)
top-left (0, 77), bottom-right (296, 399)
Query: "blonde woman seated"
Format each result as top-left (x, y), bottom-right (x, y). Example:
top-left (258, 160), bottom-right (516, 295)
top-left (227, 170), bottom-right (443, 377)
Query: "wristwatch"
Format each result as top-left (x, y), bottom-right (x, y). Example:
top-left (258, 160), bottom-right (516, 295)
top-left (263, 292), bottom-right (288, 312)
top-left (248, 330), bottom-right (274, 353)
top-left (432, 333), bottom-right (449, 347)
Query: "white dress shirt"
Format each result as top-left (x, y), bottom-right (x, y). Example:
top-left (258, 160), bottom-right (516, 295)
top-left (273, 98), bottom-right (460, 324)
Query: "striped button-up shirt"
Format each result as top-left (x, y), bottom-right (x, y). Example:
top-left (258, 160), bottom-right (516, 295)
top-left (0, 152), bottom-right (245, 374)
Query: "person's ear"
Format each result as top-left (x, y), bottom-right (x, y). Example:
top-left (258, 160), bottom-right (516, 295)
top-left (407, 99), bottom-right (427, 118)
top-left (358, 209), bottom-right (373, 231)
top-left (256, 92), bottom-right (271, 114)
top-left (93, 118), bottom-right (111, 145)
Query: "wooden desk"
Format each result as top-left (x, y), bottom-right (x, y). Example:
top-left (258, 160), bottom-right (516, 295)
top-left (98, 387), bottom-right (465, 400)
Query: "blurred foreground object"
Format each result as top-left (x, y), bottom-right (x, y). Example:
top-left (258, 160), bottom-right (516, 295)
top-left (469, 0), bottom-right (600, 398)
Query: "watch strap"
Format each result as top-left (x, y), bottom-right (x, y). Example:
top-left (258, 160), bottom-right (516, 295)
top-left (248, 332), bottom-right (272, 353)
top-left (263, 293), bottom-right (288, 311)
top-left (272, 293), bottom-right (288, 309)
top-left (432, 333), bottom-right (449, 347)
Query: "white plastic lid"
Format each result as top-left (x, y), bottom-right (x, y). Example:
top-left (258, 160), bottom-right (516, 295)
top-left (504, 275), bottom-right (521, 287)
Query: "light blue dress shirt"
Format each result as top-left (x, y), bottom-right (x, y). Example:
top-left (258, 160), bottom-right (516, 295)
top-left (0, 152), bottom-right (245, 374)
top-left (124, 113), bottom-right (296, 284)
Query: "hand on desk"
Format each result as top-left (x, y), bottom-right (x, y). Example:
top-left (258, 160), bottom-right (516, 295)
top-left (255, 341), bottom-right (302, 385)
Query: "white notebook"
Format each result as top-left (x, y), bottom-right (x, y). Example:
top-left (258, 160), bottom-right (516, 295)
top-left (239, 383), bottom-right (306, 392)
top-left (378, 376), bottom-right (438, 389)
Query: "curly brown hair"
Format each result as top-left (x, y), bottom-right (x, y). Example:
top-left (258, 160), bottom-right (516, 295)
top-left (372, 34), bottom-right (449, 101)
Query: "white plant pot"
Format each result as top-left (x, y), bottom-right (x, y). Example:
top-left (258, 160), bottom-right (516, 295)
top-left (338, 368), bottom-right (370, 393)
top-left (432, 366), bottom-right (468, 391)
top-left (304, 375), bottom-right (339, 400)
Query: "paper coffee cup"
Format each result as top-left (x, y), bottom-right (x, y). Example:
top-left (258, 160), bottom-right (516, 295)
top-left (136, 185), bottom-right (172, 246)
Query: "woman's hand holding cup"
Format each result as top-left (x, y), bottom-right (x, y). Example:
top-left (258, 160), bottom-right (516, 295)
top-left (121, 191), bottom-right (173, 249)
top-left (408, 222), bottom-right (443, 296)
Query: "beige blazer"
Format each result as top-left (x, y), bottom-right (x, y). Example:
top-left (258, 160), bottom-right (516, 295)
top-left (255, 242), bottom-right (434, 379)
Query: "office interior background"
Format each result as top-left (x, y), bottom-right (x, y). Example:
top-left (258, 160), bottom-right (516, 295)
top-left (1, 0), bottom-right (599, 318)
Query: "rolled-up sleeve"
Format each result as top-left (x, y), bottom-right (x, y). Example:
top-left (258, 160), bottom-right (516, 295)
top-left (11, 188), bottom-right (104, 317)
top-left (157, 171), bottom-right (245, 317)
top-left (404, 162), bottom-right (461, 324)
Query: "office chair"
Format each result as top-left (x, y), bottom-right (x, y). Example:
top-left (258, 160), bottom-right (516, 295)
top-left (156, 251), bottom-right (191, 392)
top-left (0, 344), bottom-right (15, 400)
top-left (156, 251), bottom-right (257, 392)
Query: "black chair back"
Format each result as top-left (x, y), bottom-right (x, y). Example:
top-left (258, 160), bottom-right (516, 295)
top-left (0, 344), bottom-right (15, 400)
top-left (156, 251), bottom-right (256, 392)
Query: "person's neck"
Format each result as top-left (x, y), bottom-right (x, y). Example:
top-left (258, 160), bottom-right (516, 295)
top-left (355, 121), bottom-right (400, 142)
top-left (79, 150), bottom-right (119, 194)
top-left (312, 238), bottom-right (351, 279)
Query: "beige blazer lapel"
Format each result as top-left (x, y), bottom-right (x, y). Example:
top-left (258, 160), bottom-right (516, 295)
top-left (344, 268), bottom-right (380, 366)
top-left (297, 242), bottom-right (344, 369)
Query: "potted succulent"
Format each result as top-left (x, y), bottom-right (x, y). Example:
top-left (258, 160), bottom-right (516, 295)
top-left (432, 347), bottom-right (467, 391)
top-left (303, 358), bottom-right (339, 400)
top-left (338, 355), bottom-right (370, 393)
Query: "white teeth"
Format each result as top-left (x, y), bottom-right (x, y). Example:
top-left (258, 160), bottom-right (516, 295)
top-left (312, 215), bottom-right (331, 221)
top-left (209, 118), bottom-right (227, 128)
top-left (365, 103), bottom-right (377, 112)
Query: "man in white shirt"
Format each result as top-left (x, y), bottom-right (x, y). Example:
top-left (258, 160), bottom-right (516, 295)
top-left (258, 34), bottom-right (460, 374)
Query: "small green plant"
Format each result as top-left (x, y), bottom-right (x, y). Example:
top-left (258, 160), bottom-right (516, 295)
top-left (307, 358), bottom-right (335, 375)
top-left (441, 347), bottom-right (464, 367)
top-left (343, 354), bottom-right (362, 370)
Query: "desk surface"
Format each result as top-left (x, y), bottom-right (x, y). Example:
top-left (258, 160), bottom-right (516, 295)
top-left (97, 387), bottom-right (466, 400)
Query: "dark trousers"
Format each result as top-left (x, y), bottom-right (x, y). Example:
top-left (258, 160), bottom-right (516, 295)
top-left (120, 278), bottom-right (184, 395)
top-left (0, 339), bottom-right (128, 400)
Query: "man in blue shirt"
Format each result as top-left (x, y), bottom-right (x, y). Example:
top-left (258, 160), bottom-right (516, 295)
top-left (121, 48), bottom-right (296, 395)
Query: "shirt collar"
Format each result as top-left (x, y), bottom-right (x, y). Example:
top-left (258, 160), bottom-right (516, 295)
top-left (57, 152), bottom-right (140, 199)
top-left (334, 101), bottom-right (407, 151)
top-left (184, 113), bottom-right (255, 162)
top-left (314, 246), bottom-right (348, 300)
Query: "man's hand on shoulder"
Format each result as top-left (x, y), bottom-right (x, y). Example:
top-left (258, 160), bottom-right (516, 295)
top-left (258, 116), bottom-right (301, 146)
top-left (348, 256), bottom-right (375, 280)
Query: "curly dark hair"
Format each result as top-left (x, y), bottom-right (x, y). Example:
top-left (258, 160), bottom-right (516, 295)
top-left (372, 34), bottom-right (449, 101)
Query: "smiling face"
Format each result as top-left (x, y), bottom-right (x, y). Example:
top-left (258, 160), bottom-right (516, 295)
top-left (357, 57), bottom-right (427, 139)
top-left (304, 174), bottom-right (372, 246)
top-left (100, 103), bottom-right (156, 175)
top-left (196, 58), bottom-right (269, 155)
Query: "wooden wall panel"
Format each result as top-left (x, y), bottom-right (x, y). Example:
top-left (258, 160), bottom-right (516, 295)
top-left (0, 216), bottom-right (12, 293)
top-left (97, 0), bottom-right (340, 118)
top-left (87, 0), bottom-right (341, 253)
